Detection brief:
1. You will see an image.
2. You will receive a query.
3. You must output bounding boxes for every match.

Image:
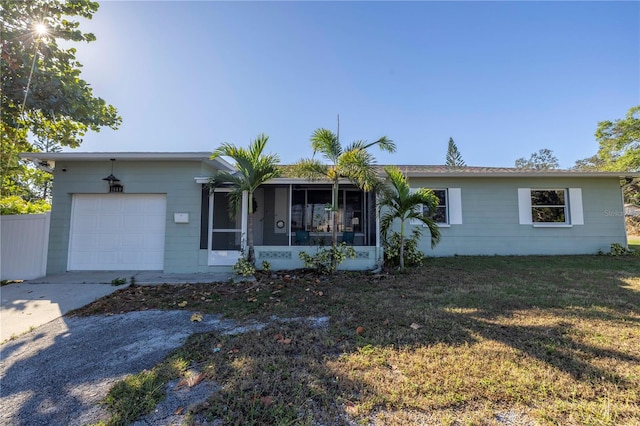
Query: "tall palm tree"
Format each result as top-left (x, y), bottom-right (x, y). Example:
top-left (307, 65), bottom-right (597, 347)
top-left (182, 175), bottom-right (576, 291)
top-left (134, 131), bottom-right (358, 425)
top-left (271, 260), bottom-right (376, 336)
top-left (208, 134), bottom-right (281, 265)
top-left (293, 127), bottom-right (396, 248)
top-left (378, 166), bottom-right (441, 269)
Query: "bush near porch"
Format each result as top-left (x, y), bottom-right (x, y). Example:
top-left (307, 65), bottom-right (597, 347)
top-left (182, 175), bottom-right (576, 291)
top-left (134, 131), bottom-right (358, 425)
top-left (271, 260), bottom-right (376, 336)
top-left (72, 255), bottom-right (640, 426)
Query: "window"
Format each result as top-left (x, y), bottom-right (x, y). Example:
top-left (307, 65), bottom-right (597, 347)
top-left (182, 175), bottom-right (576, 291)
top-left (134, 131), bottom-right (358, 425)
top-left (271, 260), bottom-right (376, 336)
top-left (531, 189), bottom-right (567, 223)
top-left (410, 188), bottom-right (462, 226)
top-left (518, 188), bottom-right (584, 226)
top-left (291, 187), bottom-right (364, 232)
top-left (429, 189), bottom-right (448, 223)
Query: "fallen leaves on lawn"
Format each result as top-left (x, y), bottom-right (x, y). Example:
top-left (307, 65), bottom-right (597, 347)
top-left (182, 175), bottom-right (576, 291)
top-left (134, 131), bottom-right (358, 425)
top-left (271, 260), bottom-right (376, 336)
top-left (177, 372), bottom-right (205, 388)
top-left (177, 301), bottom-right (188, 307)
top-left (274, 333), bottom-right (292, 344)
top-left (410, 323), bottom-right (421, 330)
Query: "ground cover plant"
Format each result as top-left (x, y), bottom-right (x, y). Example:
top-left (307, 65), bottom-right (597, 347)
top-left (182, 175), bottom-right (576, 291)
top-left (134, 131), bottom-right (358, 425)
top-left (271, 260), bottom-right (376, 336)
top-left (71, 255), bottom-right (640, 425)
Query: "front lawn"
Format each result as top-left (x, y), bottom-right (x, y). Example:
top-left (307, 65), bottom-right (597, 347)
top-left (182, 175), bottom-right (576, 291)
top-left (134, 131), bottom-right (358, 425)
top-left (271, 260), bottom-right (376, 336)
top-left (74, 255), bottom-right (640, 425)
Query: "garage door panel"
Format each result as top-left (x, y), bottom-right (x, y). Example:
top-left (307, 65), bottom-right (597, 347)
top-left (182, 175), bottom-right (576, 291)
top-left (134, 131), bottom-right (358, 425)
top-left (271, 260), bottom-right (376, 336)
top-left (70, 234), bottom-right (98, 251)
top-left (73, 216), bottom-right (99, 233)
top-left (97, 234), bottom-right (121, 250)
top-left (69, 194), bottom-right (166, 271)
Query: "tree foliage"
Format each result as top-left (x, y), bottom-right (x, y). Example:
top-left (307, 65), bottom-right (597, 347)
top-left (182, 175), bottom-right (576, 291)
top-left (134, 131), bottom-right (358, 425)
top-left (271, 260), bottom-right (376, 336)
top-left (583, 105), bottom-right (640, 172)
top-left (515, 148), bottom-right (559, 170)
top-left (445, 137), bottom-right (465, 168)
top-left (574, 105), bottom-right (640, 204)
top-left (378, 166), bottom-right (441, 269)
top-left (1, 0), bottom-right (121, 201)
top-left (208, 134), bottom-right (281, 265)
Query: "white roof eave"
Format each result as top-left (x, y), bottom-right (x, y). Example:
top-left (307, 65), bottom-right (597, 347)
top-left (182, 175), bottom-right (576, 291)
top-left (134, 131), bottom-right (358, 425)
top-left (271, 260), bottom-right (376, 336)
top-left (19, 152), bottom-right (236, 172)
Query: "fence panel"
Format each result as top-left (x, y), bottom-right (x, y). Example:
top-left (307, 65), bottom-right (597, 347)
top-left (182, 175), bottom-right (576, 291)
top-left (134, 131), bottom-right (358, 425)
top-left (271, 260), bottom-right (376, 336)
top-left (1, 213), bottom-right (50, 280)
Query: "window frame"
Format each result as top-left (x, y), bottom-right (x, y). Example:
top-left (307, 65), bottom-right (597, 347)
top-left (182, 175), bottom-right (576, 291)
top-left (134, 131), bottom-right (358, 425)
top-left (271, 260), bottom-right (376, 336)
top-left (518, 187), bottom-right (584, 227)
top-left (409, 187), bottom-right (462, 227)
top-left (530, 188), bottom-right (568, 224)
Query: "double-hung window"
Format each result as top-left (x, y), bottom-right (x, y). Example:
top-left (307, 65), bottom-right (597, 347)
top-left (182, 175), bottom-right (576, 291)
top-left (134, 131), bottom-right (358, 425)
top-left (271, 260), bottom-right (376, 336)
top-left (531, 189), bottom-right (567, 223)
top-left (518, 188), bottom-right (583, 226)
top-left (411, 188), bottom-right (462, 226)
top-left (428, 189), bottom-right (448, 224)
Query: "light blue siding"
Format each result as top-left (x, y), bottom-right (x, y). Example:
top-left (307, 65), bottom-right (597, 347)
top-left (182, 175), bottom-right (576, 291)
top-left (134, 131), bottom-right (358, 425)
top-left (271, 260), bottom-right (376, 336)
top-left (401, 176), bottom-right (626, 256)
top-left (47, 160), bottom-right (215, 274)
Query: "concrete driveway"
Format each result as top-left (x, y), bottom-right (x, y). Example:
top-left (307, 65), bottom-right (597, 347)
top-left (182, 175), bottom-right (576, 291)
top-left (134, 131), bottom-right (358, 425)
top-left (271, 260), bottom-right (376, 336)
top-left (0, 271), bottom-right (231, 343)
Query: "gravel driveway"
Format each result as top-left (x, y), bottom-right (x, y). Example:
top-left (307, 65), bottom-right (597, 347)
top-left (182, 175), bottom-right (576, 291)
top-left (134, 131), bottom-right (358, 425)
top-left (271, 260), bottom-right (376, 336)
top-left (0, 310), bottom-right (259, 426)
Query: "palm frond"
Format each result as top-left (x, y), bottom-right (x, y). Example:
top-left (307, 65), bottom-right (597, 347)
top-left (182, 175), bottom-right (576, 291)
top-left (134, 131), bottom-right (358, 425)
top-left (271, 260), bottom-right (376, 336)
top-left (354, 136), bottom-right (396, 153)
top-left (207, 171), bottom-right (244, 191)
top-left (339, 148), bottom-right (380, 191)
top-left (290, 158), bottom-right (329, 181)
top-left (310, 128), bottom-right (341, 162)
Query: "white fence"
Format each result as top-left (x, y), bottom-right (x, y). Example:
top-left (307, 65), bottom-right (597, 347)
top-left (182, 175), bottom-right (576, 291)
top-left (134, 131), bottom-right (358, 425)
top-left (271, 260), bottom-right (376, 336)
top-left (0, 213), bottom-right (50, 280)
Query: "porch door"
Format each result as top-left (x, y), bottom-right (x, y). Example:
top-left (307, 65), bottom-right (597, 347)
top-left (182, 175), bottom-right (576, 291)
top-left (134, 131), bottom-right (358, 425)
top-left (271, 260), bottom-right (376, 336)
top-left (209, 190), bottom-right (246, 266)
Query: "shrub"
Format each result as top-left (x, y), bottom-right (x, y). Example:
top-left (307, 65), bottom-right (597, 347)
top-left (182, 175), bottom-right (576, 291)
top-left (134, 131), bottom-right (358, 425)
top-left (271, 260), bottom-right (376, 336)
top-left (383, 229), bottom-right (425, 268)
top-left (626, 216), bottom-right (640, 236)
top-left (0, 196), bottom-right (50, 215)
top-left (610, 242), bottom-right (637, 256)
top-left (299, 243), bottom-right (356, 274)
top-left (232, 257), bottom-right (256, 277)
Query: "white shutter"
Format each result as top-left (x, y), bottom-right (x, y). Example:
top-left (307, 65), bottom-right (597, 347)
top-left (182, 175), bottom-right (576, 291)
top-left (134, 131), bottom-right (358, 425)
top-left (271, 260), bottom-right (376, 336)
top-left (569, 188), bottom-right (584, 225)
top-left (448, 188), bottom-right (462, 224)
top-left (518, 188), bottom-right (532, 225)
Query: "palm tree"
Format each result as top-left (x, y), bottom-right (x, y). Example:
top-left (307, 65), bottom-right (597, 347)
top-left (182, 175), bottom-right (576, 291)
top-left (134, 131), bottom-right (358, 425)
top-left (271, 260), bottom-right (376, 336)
top-left (208, 134), bottom-right (281, 265)
top-left (378, 166), bottom-right (441, 269)
top-left (293, 127), bottom-right (396, 248)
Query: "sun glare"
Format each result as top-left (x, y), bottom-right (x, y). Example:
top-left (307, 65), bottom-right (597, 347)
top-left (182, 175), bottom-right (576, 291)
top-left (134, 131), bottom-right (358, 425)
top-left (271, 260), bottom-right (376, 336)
top-left (34, 23), bottom-right (47, 36)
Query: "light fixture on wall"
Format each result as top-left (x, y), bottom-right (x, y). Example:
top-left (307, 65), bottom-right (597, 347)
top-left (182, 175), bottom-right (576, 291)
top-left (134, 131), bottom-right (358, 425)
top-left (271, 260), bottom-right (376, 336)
top-left (102, 159), bottom-right (123, 193)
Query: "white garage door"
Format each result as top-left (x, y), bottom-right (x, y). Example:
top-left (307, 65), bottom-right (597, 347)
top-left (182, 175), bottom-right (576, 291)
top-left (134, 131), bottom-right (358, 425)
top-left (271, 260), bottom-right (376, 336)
top-left (68, 194), bottom-right (166, 270)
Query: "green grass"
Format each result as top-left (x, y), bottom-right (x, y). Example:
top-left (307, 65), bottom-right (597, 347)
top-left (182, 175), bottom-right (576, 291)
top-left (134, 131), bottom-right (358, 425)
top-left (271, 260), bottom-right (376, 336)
top-left (76, 255), bottom-right (640, 425)
top-left (629, 236), bottom-right (640, 252)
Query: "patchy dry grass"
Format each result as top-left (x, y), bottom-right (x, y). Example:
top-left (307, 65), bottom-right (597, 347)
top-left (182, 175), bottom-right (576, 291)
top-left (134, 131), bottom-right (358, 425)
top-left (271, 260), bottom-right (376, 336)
top-left (73, 255), bottom-right (640, 425)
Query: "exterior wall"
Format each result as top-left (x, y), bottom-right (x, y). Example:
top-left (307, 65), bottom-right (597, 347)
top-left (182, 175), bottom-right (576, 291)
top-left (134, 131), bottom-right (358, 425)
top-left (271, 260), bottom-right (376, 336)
top-left (1, 213), bottom-right (50, 280)
top-left (401, 176), bottom-right (626, 256)
top-left (47, 161), bottom-right (629, 275)
top-left (47, 160), bottom-right (215, 274)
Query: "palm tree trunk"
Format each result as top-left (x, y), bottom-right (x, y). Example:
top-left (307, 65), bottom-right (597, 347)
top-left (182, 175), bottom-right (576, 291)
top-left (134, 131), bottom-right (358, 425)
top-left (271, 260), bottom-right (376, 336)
top-left (332, 179), bottom-right (339, 246)
top-left (399, 219), bottom-right (405, 270)
top-left (331, 179), bottom-right (339, 272)
top-left (247, 195), bottom-right (255, 265)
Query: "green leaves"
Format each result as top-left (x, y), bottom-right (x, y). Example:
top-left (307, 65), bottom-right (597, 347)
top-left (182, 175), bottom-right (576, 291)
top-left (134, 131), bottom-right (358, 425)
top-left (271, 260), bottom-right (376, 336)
top-left (1, 0), bottom-right (121, 200)
top-left (594, 105), bottom-right (640, 172)
top-left (378, 166), bottom-right (441, 268)
top-left (208, 134), bottom-right (281, 264)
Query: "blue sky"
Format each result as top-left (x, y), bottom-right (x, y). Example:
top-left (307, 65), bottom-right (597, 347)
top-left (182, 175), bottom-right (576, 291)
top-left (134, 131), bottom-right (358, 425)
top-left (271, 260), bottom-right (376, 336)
top-left (63, 1), bottom-right (639, 168)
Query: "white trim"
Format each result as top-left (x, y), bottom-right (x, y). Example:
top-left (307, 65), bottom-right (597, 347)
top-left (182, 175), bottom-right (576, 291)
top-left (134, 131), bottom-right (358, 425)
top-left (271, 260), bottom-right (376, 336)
top-left (208, 188), bottom-right (243, 266)
top-left (518, 188), bottom-right (533, 225)
top-left (532, 224), bottom-right (573, 228)
top-left (288, 184), bottom-right (292, 246)
top-left (569, 188), bottom-right (584, 225)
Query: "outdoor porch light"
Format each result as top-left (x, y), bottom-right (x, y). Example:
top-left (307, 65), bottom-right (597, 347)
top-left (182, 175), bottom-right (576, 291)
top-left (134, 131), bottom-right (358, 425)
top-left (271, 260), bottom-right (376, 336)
top-left (103, 159), bottom-right (123, 192)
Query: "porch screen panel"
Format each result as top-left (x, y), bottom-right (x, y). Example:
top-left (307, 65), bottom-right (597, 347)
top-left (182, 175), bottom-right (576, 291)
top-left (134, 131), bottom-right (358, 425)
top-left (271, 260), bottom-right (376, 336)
top-left (212, 192), bottom-right (241, 250)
